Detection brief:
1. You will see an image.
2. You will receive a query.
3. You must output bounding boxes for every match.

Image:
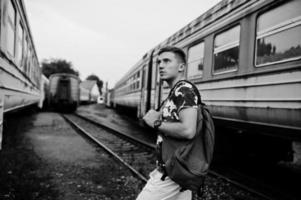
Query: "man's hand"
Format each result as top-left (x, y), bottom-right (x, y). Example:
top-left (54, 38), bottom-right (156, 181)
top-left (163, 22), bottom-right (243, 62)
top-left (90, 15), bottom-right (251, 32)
top-left (143, 109), bottom-right (161, 128)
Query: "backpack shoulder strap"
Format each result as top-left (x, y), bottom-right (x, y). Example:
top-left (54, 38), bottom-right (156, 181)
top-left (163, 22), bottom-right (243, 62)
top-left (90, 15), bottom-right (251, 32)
top-left (180, 80), bottom-right (202, 105)
top-left (156, 80), bottom-right (199, 111)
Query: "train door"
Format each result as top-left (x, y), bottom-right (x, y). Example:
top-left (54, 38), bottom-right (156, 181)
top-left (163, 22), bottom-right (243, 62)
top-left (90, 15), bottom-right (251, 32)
top-left (0, 94), bottom-right (4, 150)
top-left (57, 78), bottom-right (71, 102)
top-left (153, 54), bottom-right (163, 110)
top-left (139, 65), bottom-right (147, 118)
top-left (139, 51), bottom-right (155, 118)
top-left (146, 53), bottom-right (154, 112)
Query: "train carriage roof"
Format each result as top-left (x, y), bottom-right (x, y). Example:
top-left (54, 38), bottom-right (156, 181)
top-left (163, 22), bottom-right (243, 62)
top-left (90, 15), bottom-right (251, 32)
top-left (49, 73), bottom-right (80, 80)
top-left (114, 0), bottom-right (263, 89)
top-left (153, 0), bottom-right (256, 51)
top-left (114, 52), bottom-right (150, 88)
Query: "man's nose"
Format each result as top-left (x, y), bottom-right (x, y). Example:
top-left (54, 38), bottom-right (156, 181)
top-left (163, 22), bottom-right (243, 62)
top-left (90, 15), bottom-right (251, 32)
top-left (159, 62), bottom-right (165, 70)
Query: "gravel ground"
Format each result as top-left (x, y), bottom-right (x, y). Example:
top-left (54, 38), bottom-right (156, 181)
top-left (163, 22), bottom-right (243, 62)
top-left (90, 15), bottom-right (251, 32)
top-left (0, 111), bottom-right (144, 200)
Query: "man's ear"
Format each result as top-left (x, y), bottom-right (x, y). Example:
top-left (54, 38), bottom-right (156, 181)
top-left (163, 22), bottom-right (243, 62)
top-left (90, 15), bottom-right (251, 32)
top-left (178, 63), bottom-right (185, 72)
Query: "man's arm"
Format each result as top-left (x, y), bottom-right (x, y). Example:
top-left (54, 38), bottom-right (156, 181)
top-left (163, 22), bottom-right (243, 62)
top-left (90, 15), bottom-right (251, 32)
top-left (158, 107), bottom-right (197, 139)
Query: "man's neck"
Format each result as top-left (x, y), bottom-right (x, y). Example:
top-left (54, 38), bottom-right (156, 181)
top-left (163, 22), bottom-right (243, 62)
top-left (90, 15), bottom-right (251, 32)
top-left (166, 75), bottom-right (185, 89)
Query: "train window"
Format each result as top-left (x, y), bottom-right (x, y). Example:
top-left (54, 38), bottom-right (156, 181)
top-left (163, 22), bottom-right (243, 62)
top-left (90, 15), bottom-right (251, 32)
top-left (255, 0), bottom-right (301, 66)
top-left (5, 0), bottom-right (16, 57)
top-left (16, 22), bottom-right (24, 67)
top-left (213, 25), bottom-right (240, 74)
top-left (152, 60), bottom-right (157, 89)
top-left (187, 42), bottom-right (204, 79)
top-left (141, 68), bottom-right (145, 88)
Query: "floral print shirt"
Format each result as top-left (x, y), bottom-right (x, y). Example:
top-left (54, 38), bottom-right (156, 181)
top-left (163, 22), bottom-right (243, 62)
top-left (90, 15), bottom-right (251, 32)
top-left (156, 80), bottom-right (200, 152)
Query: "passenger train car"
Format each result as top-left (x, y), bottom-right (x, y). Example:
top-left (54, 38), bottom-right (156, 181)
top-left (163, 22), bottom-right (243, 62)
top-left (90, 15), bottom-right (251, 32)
top-left (0, 0), bottom-right (45, 148)
top-left (49, 73), bottom-right (80, 112)
top-left (112, 0), bottom-right (301, 158)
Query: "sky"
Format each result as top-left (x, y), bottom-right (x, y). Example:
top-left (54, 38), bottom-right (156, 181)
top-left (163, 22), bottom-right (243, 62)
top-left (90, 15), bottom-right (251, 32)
top-left (26, 0), bottom-right (220, 88)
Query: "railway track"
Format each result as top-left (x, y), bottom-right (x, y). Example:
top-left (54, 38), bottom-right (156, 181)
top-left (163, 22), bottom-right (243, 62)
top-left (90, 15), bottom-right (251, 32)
top-left (62, 114), bottom-right (156, 183)
top-left (62, 113), bottom-right (280, 200)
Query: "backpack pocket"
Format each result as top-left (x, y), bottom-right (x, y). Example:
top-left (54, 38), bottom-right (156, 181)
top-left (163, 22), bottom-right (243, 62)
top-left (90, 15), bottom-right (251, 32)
top-left (165, 153), bottom-right (205, 191)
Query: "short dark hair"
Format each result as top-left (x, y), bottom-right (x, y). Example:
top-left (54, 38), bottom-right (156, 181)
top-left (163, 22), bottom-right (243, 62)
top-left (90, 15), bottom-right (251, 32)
top-left (158, 46), bottom-right (186, 64)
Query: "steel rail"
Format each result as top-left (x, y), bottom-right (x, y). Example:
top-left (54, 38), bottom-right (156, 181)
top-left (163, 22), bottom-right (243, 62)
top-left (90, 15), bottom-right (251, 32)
top-left (74, 113), bottom-right (155, 149)
top-left (62, 114), bottom-right (148, 183)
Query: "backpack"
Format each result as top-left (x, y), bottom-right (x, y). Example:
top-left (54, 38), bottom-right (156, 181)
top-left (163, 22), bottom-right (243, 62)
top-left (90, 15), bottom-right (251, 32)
top-left (159, 80), bottom-right (215, 194)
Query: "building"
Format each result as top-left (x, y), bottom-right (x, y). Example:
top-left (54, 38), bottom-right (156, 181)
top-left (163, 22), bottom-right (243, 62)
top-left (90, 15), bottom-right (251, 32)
top-left (80, 80), bottom-right (100, 103)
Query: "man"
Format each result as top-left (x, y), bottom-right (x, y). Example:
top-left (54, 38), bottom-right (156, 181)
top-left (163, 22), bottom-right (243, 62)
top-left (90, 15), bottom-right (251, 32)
top-left (136, 46), bottom-right (200, 200)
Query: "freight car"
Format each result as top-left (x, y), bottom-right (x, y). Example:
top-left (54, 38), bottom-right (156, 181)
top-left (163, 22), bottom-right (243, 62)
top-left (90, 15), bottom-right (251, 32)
top-left (0, 0), bottom-right (45, 149)
top-left (48, 73), bottom-right (80, 112)
top-left (112, 0), bottom-right (301, 162)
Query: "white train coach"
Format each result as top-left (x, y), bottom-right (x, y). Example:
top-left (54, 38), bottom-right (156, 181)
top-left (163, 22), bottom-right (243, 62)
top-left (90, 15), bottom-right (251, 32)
top-left (0, 0), bottom-right (45, 149)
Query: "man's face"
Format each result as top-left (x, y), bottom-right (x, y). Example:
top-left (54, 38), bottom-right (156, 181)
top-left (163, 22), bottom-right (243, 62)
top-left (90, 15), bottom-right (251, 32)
top-left (157, 52), bottom-right (184, 81)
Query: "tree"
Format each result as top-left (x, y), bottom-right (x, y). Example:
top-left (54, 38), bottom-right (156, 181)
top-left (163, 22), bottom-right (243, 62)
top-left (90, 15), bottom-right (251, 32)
top-left (41, 58), bottom-right (79, 78)
top-left (86, 74), bottom-right (103, 95)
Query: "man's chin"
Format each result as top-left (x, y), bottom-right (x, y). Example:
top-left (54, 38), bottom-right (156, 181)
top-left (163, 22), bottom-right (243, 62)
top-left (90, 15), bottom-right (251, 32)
top-left (160, 76), bottom-right (169, 81)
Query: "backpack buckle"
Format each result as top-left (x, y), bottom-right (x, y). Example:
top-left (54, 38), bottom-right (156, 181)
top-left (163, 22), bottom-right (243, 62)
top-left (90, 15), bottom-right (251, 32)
top-left (161, 173), bottom-right (167, 181)
top-left (158, 163), bottom-right (167, 181)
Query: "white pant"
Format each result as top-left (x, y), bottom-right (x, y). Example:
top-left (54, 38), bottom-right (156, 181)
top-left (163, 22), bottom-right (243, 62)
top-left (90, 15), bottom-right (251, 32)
top-left (136, 169), bottom-right (192, 200)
